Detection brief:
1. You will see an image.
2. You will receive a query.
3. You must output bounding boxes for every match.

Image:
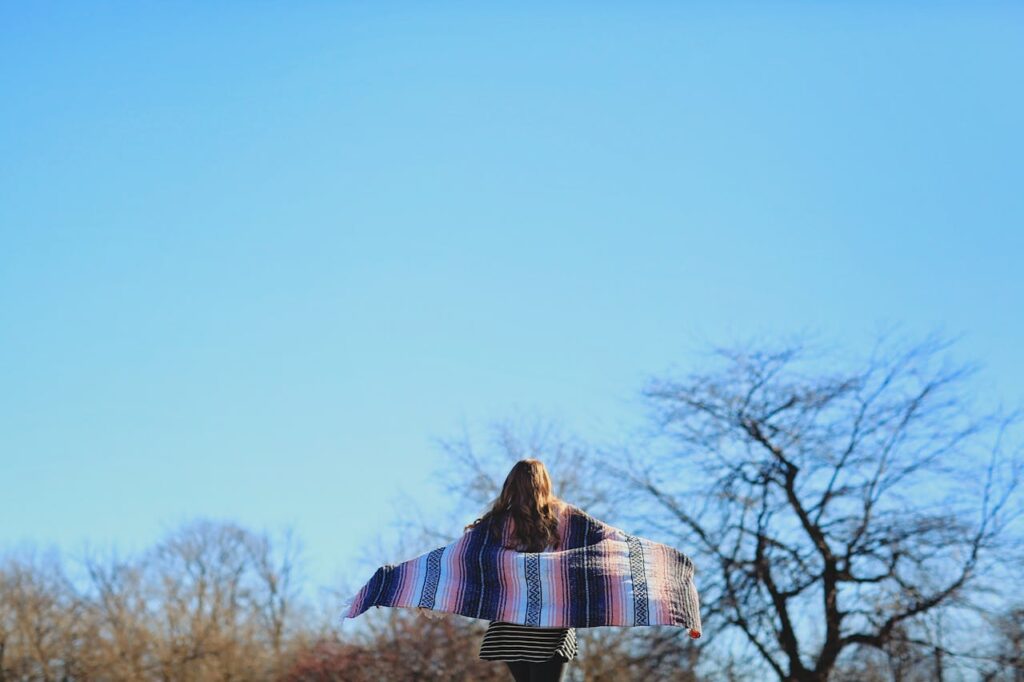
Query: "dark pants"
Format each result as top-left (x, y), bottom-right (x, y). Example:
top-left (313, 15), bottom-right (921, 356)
top-left (505, 658), bottom-right (567, 682)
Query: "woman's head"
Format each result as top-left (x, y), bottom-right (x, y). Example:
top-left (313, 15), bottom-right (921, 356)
top-left (496, 458), bottom-right (557, 511)
top-left (466, 458), bottom-right (564, 552)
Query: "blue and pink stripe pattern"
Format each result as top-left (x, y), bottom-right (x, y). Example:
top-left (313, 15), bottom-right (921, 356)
top-left (342, 504), bottom-right (702, 633)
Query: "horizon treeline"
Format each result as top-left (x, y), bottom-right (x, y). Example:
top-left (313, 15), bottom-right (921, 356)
top-left (5, 332), bottom-right (1024, 681)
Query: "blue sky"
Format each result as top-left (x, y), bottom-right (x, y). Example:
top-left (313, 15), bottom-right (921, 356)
top-left (2, 2), bottom-right (1022, 596)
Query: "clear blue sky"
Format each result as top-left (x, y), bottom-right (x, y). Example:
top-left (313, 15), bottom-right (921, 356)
top-left (2, 2), bottom-right (1022, 595)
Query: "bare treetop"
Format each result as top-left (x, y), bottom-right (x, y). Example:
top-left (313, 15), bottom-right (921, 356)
top-left (605, 331), bottom-right (1023, 681)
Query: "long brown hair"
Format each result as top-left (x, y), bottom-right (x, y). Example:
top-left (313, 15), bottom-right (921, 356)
top-left (464, 459), bottom-right (564, 552)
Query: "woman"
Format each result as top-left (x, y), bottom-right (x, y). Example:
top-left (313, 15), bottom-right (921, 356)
top-left (344, 460), bottom-right (702, 674)
top-left (466, 459), bottom-right (577, 682)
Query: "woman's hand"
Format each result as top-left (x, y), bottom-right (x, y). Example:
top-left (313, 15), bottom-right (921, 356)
top-left (416, 607), bottom-right (443, 620)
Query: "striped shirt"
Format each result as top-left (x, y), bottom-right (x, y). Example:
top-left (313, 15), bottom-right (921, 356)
top-left (479, 620), bottom-right (578, 663)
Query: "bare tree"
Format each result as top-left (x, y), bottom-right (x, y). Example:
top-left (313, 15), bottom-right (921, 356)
top-left (602, 331), bottom-right (1023, 681)
top-left (0, 548), bottom-right (88, 682)
top-left (82, 549), bottom-right (158, 680)
top-left (78, 518), bottom-right (310, 681)
top-left (982, 603), bottom-right (1024, 681)
top-left (435, 416), bottom-right (616, 519)
top-left (1, 519), bottom-right (315, 682)
top-left (141, 518), bottom-right (313, 681)
top-left (246, 525), bottom-right (304, 675)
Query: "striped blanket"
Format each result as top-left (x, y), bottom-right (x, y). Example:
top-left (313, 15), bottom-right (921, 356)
top-left (341, 503), bottom-right (702, 634)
